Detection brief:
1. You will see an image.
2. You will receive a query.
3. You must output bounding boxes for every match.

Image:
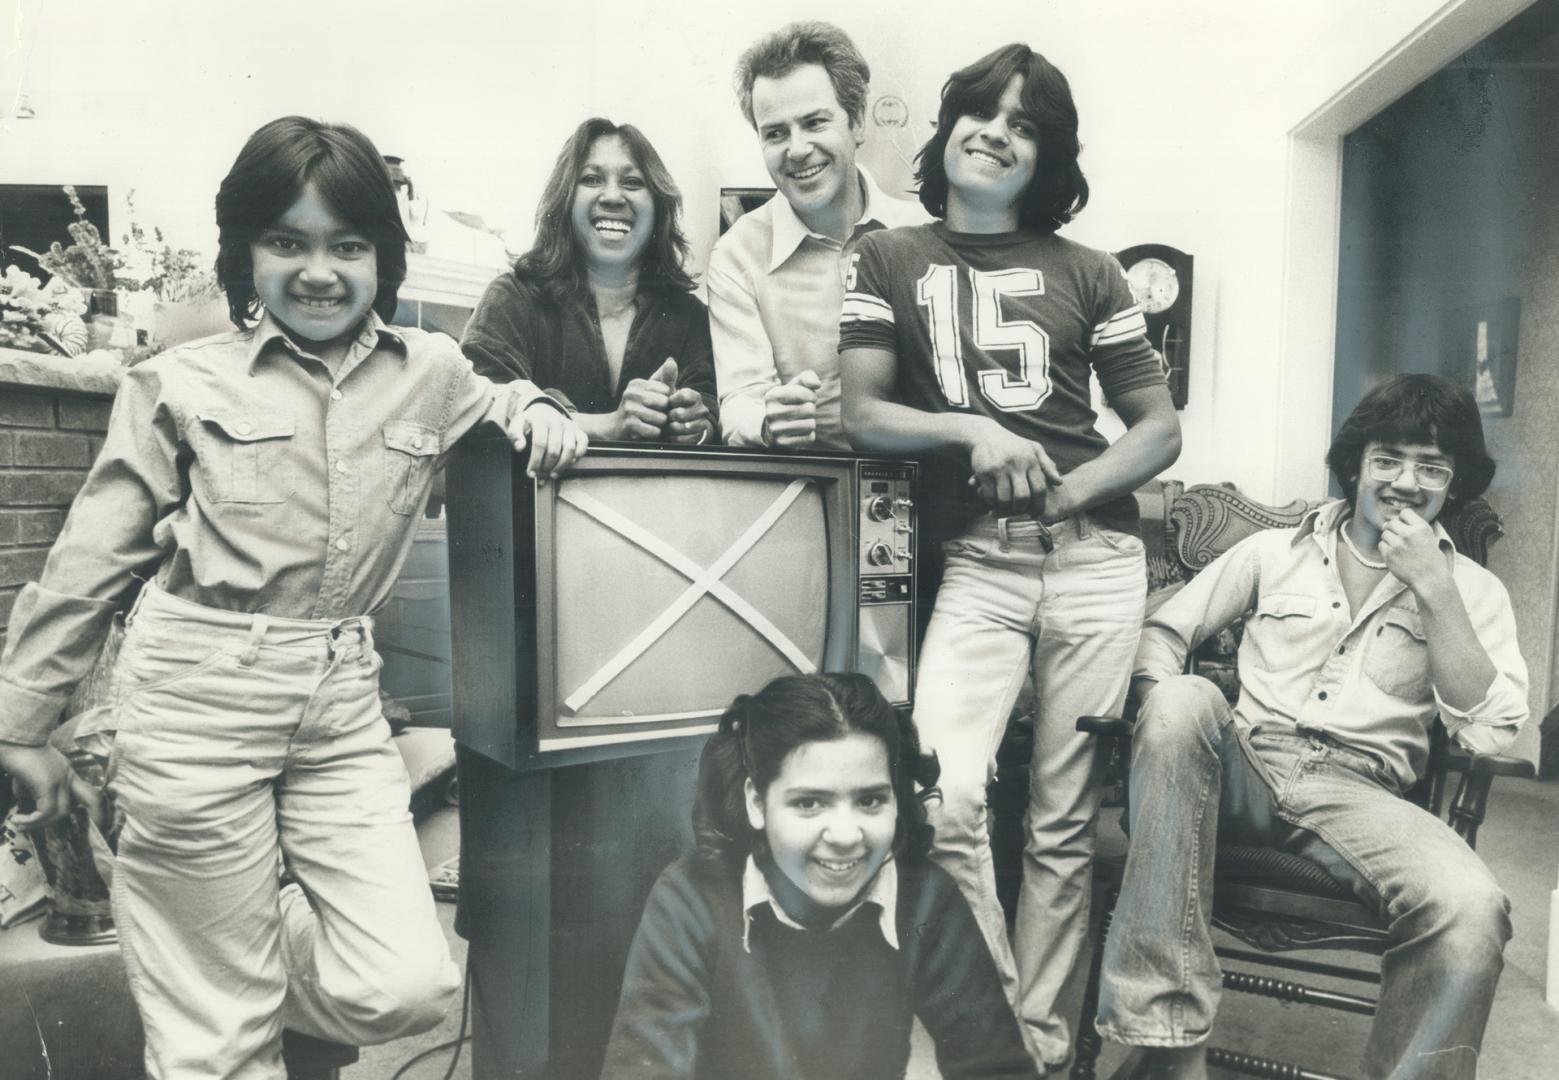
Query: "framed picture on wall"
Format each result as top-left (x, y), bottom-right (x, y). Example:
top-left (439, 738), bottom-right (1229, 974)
top-left (1445, 297), bottom-right (1520, 418)
top-left (718, 188), bottom-right (775, 236)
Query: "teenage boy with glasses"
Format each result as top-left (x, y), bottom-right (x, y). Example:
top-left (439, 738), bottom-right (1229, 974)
top-left (1095, 373), bottom-right (1529, 1080)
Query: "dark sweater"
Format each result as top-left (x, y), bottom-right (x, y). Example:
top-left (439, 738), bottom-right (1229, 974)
top-left (601, 854), bottom-right (1038, 1080)
top-left (460, 271), bottom-right (718, 426)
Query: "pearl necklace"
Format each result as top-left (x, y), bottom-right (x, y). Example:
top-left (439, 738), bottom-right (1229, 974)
top-left (1339, 520), bottom-right (1388, 571)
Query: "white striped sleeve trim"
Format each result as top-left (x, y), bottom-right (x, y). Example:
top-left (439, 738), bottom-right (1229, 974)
top-left (841, 292), bottom-right (896, 325)
top-left (1091, 305), bottom-right (1147, 348)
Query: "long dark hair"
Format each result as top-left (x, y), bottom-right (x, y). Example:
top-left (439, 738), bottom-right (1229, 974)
top-left (214, 115), bottom-right (409, 328)
top-left (512, 118), bottom-right (695, 301)
top-left (1326, 374), bottom-right (1495, 515)
top-left (692, 673), bottom-right (940, 868)
top-left (915, 43), bottom-right (1089, 233)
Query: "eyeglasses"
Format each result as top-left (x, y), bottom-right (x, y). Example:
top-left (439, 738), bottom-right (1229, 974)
top-left (1364, 453), bottom-right (1454, 491)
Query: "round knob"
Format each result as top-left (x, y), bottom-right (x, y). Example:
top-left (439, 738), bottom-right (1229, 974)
top-left (866, 542), bottom-right (894, 566)
top-left (867, 495), bottom-right (895, 521)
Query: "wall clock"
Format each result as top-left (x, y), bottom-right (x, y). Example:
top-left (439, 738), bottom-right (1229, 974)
top-left (1117, 243), bottom-right (1193, 409)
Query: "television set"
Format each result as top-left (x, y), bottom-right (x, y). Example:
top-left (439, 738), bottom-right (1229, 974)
top-left (445, 439), bottom-right (919, 1076)
top-left (445, 439), bottom-right (918, 770)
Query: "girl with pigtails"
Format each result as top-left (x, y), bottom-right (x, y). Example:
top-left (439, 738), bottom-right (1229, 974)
top-left (601, 673), bottom-right (1038, 1080)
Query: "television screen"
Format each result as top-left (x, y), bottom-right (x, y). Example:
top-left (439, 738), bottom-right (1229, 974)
top-left (549, 471), bottom-right (829, 730)
top-left (448, 441), bottom-right (915, 768)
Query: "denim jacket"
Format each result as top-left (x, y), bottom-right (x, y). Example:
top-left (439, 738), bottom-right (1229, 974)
top-left (1134, 499), bottom-right (1528, 787)
top-left (0, 312), bottom-right (558, 744)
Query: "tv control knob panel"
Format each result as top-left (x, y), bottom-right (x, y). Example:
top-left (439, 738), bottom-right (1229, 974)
top-left (857, 463), bottom-right (915, 587)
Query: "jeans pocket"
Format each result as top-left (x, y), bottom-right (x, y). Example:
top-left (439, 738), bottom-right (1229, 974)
top-left (193, 411), bottom-right (296, 504)
top-left (1091, 523), bottom-right (1146, 556)
top-left (940, 536), bottom-right (995, 561)
top-left (116, 625), bottom-right (233, 696)
top-left (383, 420), bottom-right (440, 516)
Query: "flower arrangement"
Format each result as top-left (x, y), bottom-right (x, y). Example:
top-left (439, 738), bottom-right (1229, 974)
top-left (0, 265), bottom-right (89, 354)
top-left (7, 186), bottom-right (224, 358)
top-left (121, 191), bottom-right (221, 303)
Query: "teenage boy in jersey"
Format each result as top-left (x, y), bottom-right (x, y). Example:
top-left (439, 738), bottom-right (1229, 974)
top-left (709, 21), bottom-right (923, 450)
top-left (840, 44), bottom-right (1180, 1069)
top-left (1097, 374), bottom-right (1527, 1080)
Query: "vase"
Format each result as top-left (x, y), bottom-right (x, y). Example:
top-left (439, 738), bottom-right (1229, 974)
top-left (153, 296), bottom-right (231, 350)
top-left (85, 288), bottom-right (118, 319)
top-left (83, 289), bottom-right (136, 351)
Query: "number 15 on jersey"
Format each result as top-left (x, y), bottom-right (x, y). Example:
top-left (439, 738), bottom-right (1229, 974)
top-left (916, 266), bottom-right (1052, 413)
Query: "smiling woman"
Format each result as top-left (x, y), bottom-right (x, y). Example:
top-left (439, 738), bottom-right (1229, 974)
top-left (461, 118), bottom-right (718, 445)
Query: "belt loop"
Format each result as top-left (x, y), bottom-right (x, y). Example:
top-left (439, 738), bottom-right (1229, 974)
top-left (239, 614), bottom-right (268, 667)
top-left (1074, 513), bottom-right (1091, 540)
top-left (997, 516), bottom-right (1011, 551)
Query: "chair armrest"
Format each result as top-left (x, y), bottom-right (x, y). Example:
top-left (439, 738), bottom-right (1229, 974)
top-left (1077, 715), bottom-right (1132, 738)
top-left (1459, 753), bottom-right (1537, 779)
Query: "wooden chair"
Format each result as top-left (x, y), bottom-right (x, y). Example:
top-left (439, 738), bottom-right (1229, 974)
top-left (1068, 483), bottom-right (1536, 1080)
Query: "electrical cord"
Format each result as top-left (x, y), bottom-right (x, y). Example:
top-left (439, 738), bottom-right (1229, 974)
top-left (390, 953), bottom-right (472, 1080)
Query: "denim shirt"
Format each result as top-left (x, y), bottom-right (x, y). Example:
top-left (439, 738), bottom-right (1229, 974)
top-left (0, 311), bottom-right (557, 744)
top-left (1134, 499), bottom-right (1529, 787)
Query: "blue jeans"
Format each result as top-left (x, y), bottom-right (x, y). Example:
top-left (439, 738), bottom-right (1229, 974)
top-left (915, 514), bottom-right (1146, 1066)
top-left (1097, 675), bottom-right (1511, 1079)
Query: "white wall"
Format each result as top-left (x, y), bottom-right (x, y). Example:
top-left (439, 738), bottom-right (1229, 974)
top-left (0, 0), bottom-right (1518, 504)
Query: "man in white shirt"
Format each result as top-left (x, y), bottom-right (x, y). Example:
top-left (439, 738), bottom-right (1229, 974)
top-left (709, 21), bottom-right (923, 450)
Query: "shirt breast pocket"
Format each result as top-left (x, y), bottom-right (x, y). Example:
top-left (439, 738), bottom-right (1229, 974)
top-left (383, 420), bottom-right (440, 516)
top-left (194, 411), bottom-right (296, 504)
top-left (1243, 592), bottom-right (1317, 672)
top-left (1364, 607), bottom-right (1431, 701)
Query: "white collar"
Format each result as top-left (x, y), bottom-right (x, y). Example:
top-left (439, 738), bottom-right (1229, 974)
top-left (740, 854), bottom-right (899, 953)
top-left (766, 167), bottom-right (910, 273)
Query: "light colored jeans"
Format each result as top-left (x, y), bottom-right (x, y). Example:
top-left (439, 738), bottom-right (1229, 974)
top-left (914, 514), bottom-right (1146, 1066)
top-left (1098, 675), bottom-right (1510, 1079)
top-left (95, 584), bottom-right (459, 1080)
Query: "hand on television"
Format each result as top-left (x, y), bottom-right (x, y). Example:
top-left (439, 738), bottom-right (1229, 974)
top-left (0, 741), bottom-right (81, 830)
top-left (615, 361), bottom-right (675, 440)
top-left (968, 421), bottom-right (1063, 517)
top-left (761, 369), bottom-right (821, 448)
top-left (1378, 508), bottom-right (1452, 597)
top-left (665, 390), bottom-right (713, 444)
top-left (517, 401), bottom-right (589, 479)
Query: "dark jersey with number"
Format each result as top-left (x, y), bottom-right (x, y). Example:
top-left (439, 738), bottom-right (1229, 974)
top-left (839, 223), bottom-right (1165, 538)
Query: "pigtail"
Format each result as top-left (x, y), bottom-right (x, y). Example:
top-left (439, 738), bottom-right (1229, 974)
top-left (890, 704), bottom-right (940, 860)
top-left (691, 694), bottom-right (759, 867)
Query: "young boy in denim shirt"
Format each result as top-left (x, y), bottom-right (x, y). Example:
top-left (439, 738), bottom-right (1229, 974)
top-left (0, 116), bottom-right (586, 1079)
